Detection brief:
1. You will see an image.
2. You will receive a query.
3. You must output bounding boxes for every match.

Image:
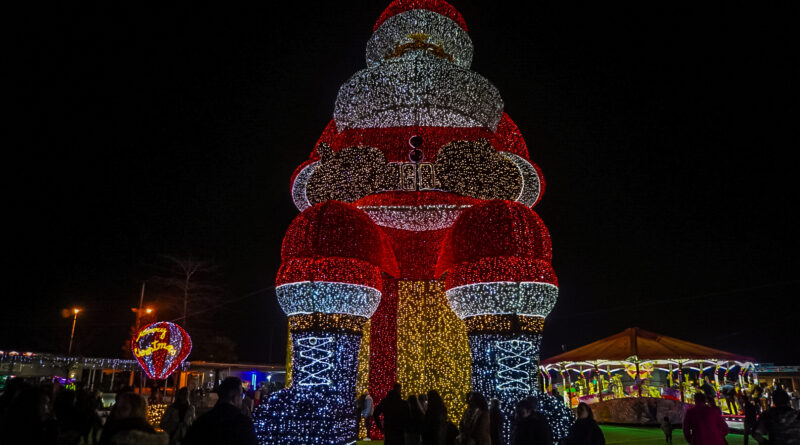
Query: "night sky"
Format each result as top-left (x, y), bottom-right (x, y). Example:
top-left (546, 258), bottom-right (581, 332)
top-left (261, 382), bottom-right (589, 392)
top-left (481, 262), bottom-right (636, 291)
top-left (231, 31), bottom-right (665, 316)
top-left (7, 1), bottom-right (797, 365)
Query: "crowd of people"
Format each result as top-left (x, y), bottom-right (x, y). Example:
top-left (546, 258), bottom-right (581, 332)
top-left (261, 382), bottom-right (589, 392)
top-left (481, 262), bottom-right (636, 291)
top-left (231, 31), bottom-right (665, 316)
top-left (0, 376), bottom-right (258, 445)
top-left (680, 382), bottom-right (800, 445)
top-left (2, 375), bottom-right (798, 445)
top-left (359, 383), bottom-right (605, 445)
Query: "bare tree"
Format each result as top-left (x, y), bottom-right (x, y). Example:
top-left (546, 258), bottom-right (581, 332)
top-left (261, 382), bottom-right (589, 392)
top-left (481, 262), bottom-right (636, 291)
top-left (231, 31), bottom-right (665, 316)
top-left (195, 335), bottom-right (239, 363)
top-left (153, 256), bottom-right (222, 332)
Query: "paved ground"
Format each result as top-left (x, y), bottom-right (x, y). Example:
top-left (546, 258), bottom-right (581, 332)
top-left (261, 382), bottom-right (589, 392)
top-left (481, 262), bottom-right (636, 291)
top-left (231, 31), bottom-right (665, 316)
top-left (356, 424), bottom-right (743, 444)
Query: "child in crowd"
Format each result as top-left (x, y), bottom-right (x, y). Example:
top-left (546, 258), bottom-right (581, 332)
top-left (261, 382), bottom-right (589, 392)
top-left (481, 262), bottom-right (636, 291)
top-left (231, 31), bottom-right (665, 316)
top-left (660, 416), bottom-right (673, 444)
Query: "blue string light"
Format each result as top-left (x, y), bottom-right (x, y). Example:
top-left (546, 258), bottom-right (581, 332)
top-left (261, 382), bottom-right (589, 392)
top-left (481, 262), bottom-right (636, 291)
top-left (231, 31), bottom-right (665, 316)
top-left (253, 332), bottom-right (362, 445)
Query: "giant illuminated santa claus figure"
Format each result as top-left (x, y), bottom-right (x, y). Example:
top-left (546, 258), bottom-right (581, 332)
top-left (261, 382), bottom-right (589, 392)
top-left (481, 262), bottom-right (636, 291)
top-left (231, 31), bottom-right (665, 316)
top-left (254, 1), bottom-right (572, 443)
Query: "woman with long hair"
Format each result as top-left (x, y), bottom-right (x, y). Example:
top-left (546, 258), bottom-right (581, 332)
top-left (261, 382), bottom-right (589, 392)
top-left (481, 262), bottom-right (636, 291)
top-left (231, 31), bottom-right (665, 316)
top-left (565, 402), bottom-right (604, 445)
top-left (458, 392), bottom-right (490, 445)
top-left (160, 387), bottom-right (196, 445)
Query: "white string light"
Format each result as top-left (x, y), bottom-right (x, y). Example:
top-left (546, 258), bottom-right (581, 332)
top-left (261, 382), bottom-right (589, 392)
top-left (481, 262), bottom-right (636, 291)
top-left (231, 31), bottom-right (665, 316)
top-left (291, 161), bottom-right (319, 211)
top-left (296, 336), bottom-right (334, 387)
top-left (366, 9), bottom-right (473, 69)
top-left (502, 152), bottom-right (541, 207)
top-left (446, 281), bottom-right (558, 319)
top-left (335, 51), bottom-right (503, 130)
top-left (276, 281), bottom-right (382, 318)
top-left (496, 339), bottom-right (534, 391)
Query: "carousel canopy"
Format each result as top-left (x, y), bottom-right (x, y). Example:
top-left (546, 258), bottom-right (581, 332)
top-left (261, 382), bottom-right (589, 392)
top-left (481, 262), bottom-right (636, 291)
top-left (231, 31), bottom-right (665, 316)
top-left (542, 327), bottom-right (754, 364)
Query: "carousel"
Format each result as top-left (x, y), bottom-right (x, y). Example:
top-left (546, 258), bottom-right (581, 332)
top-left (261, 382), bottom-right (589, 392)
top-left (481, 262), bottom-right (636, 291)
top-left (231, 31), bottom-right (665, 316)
top-left (540, 327), bottom-right (755, 424)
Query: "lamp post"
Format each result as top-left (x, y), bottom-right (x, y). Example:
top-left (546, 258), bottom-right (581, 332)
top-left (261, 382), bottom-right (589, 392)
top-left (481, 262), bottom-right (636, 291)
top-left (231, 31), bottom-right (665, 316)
top-left (134, 281), bottom-right (146, 328)
top-left (68, 308), bottom-right (81, 355)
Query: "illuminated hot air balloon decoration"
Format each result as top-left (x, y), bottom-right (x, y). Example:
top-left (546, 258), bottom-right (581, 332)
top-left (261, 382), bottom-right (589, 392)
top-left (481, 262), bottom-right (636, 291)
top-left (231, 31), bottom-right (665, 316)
top-left (131, 321), bottom-right (192, 379)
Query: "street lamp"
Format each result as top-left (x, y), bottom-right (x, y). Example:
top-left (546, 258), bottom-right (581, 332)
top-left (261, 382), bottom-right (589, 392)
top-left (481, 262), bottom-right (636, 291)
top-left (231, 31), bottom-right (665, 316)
top-left (133, 306), bottom-right (155, 329)
top-left (68, 308), bottom-right (81, 355)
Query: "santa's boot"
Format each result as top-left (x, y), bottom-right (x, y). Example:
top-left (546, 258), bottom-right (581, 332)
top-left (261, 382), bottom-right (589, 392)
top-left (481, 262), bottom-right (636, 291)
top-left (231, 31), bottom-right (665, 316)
top-left (439, 201), bottom-right (572, 442)
top-left (254, 202), bottom-right (397, 445)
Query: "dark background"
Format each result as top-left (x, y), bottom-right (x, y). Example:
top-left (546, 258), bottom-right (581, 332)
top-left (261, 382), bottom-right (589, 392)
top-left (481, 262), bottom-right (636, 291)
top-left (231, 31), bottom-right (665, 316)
top-left (6, 1), bottom-right (797, 365)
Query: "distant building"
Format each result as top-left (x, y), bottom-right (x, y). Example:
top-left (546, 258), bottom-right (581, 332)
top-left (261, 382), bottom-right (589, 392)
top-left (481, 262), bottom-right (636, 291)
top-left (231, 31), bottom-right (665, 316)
top-left (0, 350), bottom-right (284, 395)
top-left (754, 363), bottom-right (800, 394)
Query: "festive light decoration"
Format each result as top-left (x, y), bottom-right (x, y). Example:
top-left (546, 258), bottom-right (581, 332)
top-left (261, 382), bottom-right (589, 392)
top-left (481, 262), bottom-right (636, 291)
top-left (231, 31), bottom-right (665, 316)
top-left (302, 140), bottom-right (529, 208)
top-left (360, 204), bottom-right (470, 231)
top-left (291, 119), bottom-right (544, 211)
top-left (446, 257), bottom-right (558, 288)
top-left (276, 282), bottom-right (382, 318)
top-left (295, 336), bottom-right (335, 386)
top-left (355, 321), bottom-right (371, 439)
top-left (279, 202), bottom-right (398, 277)
top-left (277, 257), bottom-right (384, 289)
top-left (355, 321), bottom-right (372, 398)
top-left (291, 161), bottom-right (318, 211)
top-left (368, 9), bottom-right (472, 68)
top-left (285, 327), bottom-right (292, 386)
top-left (396, 280), bottom-right (470, 425)
top-left (147, 403), bottom-right (169, 428)
top-left (435, 139), bottom-right (522, 201)
top-left (496, 340), bottom-right (535, 391)
top-left (625, 361), bottom-right (654, 379)
top-left (467, 332), bottom-right (541, 440)
top-left (131, 321), bottom-right (191, 380)
top-left (385, 32), bottom-right (454, 63)
top-left (260, 200), bottom-right (392, 443)
top-left (335, 52), bottom-right (503, 130)
top-left (0, 352), bottom-right (151, 371)
top-left (437, 201), bottom-right (553, 274)
top-left (437, 201), bottom-right (563, 443)
top-left (306, 146), bottom-right (388, 204)
top-left (262, 0), bottom-right (571, 442)
top-left (529, 392), bottom-right (576, 442)
top-left (446, 282), bottom-right (559, 319)
top-left (289, 313), bottom-right (366, 334)
top-left (503, 152), bottom-right (541, 206)
top-left (367, 279), bottom-right (399, 439)
top-left (373, 0), bottom-right (468, 33)
top-left (254, 332), bottom-right (363, 445)
top-left (463, 314), bottom-right (545, 335)
top-left (491, 337), bottom-right (539, 392)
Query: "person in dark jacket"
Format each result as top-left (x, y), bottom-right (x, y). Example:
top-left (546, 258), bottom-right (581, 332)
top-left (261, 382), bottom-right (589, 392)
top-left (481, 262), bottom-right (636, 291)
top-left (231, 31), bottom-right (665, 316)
top-left (511, 398), bottom-right (552, 445)
top-left (423, 390), bottom-right (449, 445)
top-left (374, 383), bottom-right (409, 445)
top-left (752, 389), bottom-right (800, 445)
top-left (54, 388), bottom-right (82, 444)
top-left (721, 381), bottom-right (738, 415)
top-left (565, 402), bottom-right (605, 445)
top-left (743, 394), bottom-right (759, 445)
top-left (699, 377), bottom-right (718, 407)
top-left (182, 377), bottom-right (258, 445)
top-left (407, 395), bottom-right (425, 445)
top-left (489, 398), bottom-right (503, 445)
top-left (80, 389), bottom-right (105, 444)
top-left (1, 385), bottom-right (58, 445)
